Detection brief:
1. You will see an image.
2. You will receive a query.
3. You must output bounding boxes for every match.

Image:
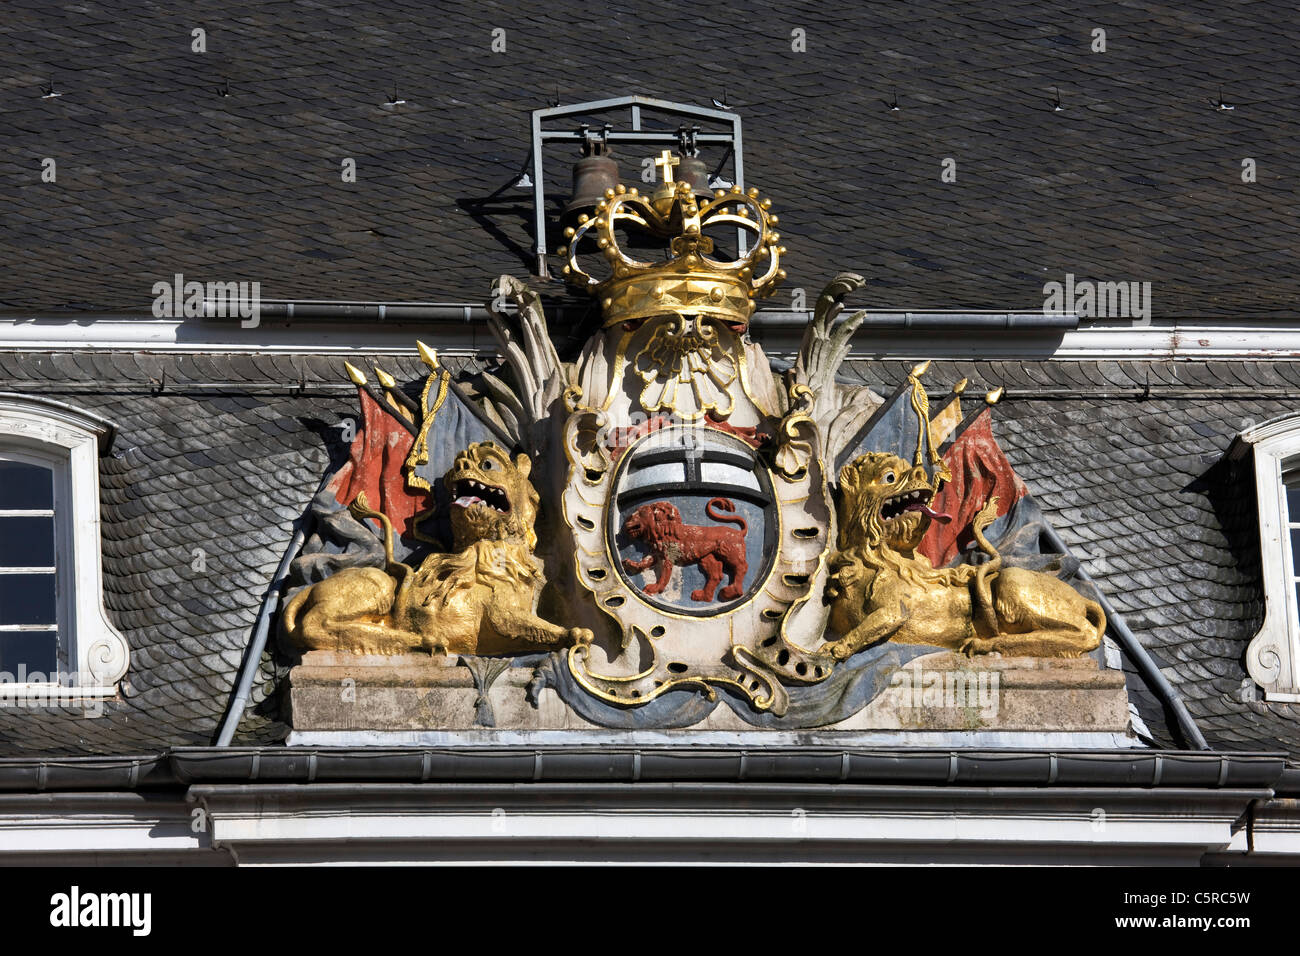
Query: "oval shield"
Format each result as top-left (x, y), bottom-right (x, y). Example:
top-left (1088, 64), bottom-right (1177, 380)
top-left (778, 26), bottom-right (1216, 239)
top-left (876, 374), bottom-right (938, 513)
top-left (609, 426), bottom-right (777, 615)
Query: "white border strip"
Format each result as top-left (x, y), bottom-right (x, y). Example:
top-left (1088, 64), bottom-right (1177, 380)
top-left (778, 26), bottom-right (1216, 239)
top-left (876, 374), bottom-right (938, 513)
top-left (1, 315), bottom-right (1300, 359)
top-left (0, 317), bottom-right (490, 354)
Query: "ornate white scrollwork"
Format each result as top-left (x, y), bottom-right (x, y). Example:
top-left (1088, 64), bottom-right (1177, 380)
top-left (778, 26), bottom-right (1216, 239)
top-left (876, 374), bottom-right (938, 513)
top-left (1241, 413), bottom-right (1300, 701)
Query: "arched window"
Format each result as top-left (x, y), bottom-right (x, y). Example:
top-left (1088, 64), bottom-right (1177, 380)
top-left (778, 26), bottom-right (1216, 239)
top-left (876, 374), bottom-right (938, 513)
top-left (0, 453), bottom-right (60, 676)
top-left (0, 395), bottom-right (127, 698)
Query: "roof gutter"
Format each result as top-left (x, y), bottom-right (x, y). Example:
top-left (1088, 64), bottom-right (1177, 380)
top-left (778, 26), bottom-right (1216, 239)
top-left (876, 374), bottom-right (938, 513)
top-left (216, 300), bottom-right (1078, 331)
top-left (752, 310), bottom-right (1078, 330)
top-left (0, 747), bottom-right (1282, 792)
top-left (169, 746), bottom-right (1278, 787)
top-left (250, 301), bottom-right (491, 323)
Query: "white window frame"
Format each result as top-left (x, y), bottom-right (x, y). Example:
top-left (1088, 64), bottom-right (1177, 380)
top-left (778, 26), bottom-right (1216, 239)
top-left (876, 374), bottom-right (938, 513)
top-left (0, 394), bottom-right (127, 701)
top-left (1241, 413), bottom-right (1300, 700)
top-left (0, 444), bottom-right (62, 681)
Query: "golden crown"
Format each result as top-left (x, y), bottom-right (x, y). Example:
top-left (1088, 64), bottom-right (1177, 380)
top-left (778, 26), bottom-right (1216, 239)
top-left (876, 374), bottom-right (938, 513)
top-left (559, 150), bottom-right (787, 327)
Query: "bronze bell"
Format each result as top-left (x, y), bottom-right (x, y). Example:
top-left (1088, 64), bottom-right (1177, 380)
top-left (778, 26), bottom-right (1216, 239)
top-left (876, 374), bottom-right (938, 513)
top-left (676, 154), bottom-right (714, 202)
top-left (563, 141), bottom-right (620, 221)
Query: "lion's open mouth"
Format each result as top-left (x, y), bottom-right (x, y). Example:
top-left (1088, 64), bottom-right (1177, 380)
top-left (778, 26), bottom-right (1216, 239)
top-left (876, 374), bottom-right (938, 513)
top-left (453, 477), bottom-right (510, 513)
top-left (879, 486), bottom-right (951, 524)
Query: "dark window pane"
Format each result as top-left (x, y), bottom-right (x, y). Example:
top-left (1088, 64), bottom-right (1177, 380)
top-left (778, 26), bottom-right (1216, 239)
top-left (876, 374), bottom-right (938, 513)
top-left (0, 632), bottom-right (57, 679)
top-left (1288, 484), bottom-right (1300, 519)
top-left (0, 573), bottom-right (56, 625)
top-left (1290, 529), bottom-right (1300, 575)
top-left (0, 461), bottom-right (53, 511)
top-left (0, 516), bottom-right (54, 567)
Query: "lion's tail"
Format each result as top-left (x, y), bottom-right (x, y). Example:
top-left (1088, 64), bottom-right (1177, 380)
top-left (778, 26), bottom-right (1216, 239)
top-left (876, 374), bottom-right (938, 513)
top-left (347, 492), bottom-right (414, 589)
top-left (706, 497), bottom-right (747, 534)
top-left (280, 585), bottom-right (308, 644)
top-left (971, 496), bottom-right (1001, 566)
top-left (350, 492), bottom-right (396, 566)
top-left (1085, 599), bottom-right (1107, 648)
top-left (969, 497), bottom-right (1004, 637)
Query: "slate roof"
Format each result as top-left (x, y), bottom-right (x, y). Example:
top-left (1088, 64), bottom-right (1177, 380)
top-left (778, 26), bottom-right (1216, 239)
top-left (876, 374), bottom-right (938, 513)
top-left (2, 2), bottom-right (1299, 761)
top-left (842, 359), bottom-right (1300, 756)
top-left (2, 0), bottom-right (1298, 317)
top-left (0, 351), bottom-right (1297, 759)
top-left (0, 350), bottom-right (450, 755)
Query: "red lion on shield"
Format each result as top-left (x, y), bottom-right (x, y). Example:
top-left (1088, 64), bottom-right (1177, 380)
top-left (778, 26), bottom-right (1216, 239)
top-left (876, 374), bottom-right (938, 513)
top-left (621, 497), bottom-right (749, 602)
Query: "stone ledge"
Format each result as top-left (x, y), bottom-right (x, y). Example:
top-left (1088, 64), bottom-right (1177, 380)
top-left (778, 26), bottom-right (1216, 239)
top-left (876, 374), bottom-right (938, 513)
top-left (286, 651), bottom-right (1130, 735)
top-left (289, 651), bottom-right (476, 689)
top-left (286, 729), bottom-right (1144, 749)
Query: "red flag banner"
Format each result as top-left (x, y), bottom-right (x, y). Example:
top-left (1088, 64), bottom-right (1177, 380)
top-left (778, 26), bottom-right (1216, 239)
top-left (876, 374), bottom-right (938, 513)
top-left (920, 408), bottom-right (1028, 568)
top-left (326, 389), bottom-right (425, 539)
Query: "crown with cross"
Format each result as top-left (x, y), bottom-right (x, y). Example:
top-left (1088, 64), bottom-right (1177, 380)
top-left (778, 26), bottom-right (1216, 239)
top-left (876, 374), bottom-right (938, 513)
top-left (559, 150), bottom-right (787, 328)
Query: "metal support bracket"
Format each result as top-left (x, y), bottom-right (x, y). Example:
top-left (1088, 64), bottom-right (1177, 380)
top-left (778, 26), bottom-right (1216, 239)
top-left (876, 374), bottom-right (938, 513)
top-left (529, 95), bottom-right (745, 279)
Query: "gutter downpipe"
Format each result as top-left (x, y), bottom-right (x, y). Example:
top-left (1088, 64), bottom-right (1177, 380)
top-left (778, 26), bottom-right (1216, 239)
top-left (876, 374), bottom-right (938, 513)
top-left (1040, 523), bottom-right (1211, 751)
top-left (214, 471), bottom-right (333, 747)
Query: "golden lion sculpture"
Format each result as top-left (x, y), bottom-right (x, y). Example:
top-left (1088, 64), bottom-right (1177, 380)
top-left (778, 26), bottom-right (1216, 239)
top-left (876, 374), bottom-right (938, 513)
top-left (282, 442), bottom-right (592, 656)
top-left (822, 452), bottom-right (1104, 661)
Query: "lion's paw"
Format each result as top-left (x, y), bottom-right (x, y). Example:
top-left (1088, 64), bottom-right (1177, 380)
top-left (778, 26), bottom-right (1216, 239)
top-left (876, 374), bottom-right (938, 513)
top-left (821, 640), bottom-right (852, 662)
top-left (567, 627), bottom-right (595, 646)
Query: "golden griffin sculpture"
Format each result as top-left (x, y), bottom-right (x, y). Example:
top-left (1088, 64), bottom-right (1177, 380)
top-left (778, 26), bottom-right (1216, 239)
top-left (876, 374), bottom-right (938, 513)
top-left (823, 452), bottom-right (1105, 661)
top-left (282, 442), bottom-right (592, 656)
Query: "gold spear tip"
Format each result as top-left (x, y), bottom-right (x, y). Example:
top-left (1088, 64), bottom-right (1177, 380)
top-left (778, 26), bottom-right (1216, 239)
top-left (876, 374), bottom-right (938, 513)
top-left (373, 366), bottom-right (397, 389)
top-left (952, 378), bottom-right (969, 395)
top-left (416, 340), bottom-right (439, 369)
top-left (985, 386), bottom-right (1005, 405)
top-left (343, 361), bottom-right (367, 386)
top-left (911, 359), bottom-right (932, 377)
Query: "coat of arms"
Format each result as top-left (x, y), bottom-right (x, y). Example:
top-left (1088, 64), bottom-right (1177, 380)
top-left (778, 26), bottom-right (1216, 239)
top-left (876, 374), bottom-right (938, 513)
top-left (555, 168), bottom-right (833, 712)
top-left (279, 151), bottom-right (1107, 730)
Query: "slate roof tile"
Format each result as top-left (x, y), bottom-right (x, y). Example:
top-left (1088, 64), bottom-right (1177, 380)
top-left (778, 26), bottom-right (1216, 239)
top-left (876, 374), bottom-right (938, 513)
top-left (1, 1), bottom-right (1298, 316)
top-left (0, 351), bottom-right (1292, 756)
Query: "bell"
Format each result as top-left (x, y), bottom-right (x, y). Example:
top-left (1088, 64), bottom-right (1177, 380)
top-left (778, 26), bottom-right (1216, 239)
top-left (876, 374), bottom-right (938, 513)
top-left (563, 145), bottom-right (620, 221)
top-left (675, 155), bottom-right (714, 202)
